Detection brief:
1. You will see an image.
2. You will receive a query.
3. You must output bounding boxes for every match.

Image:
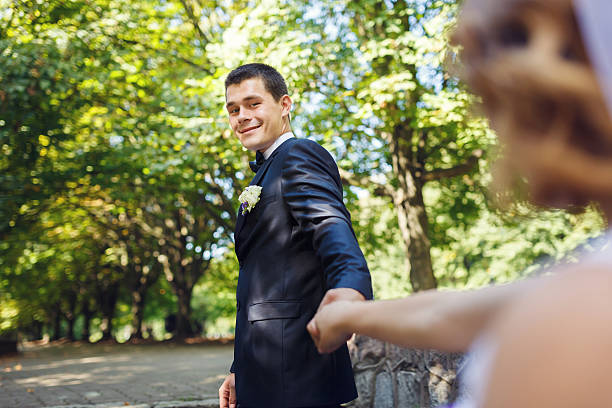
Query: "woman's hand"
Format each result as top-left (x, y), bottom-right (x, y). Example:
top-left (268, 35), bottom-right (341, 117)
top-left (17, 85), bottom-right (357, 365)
top-left (307, 300), bottom-right (355, 354)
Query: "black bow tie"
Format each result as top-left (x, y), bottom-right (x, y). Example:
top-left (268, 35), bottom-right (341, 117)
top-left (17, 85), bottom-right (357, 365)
top-left (249, 151), bottom-right (265, 173)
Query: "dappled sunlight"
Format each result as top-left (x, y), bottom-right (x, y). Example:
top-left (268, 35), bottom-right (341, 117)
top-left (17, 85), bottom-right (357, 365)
top-left (4, 351), bottom-right (172, 390)
top-left (10, 354), bottom-right (152, 387)
top-left (2, 343), bottom-right (233, 406)
top-left (24, 355), bottom-right (130, 371)
top-left (16, 372), bottom-right (92, 387)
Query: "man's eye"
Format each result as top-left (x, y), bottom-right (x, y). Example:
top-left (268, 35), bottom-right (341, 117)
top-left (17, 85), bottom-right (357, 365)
top-left (251, 102), bottom-right (260, 107)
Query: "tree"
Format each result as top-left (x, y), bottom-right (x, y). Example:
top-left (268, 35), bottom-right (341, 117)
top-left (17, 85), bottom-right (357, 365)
top-left (283, 0), bottom-right (490, 291)
top-left (1, 0), bottom-right (605, 344)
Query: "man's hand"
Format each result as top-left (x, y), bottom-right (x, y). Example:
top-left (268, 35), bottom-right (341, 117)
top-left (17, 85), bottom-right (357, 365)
top-left (307, 288), bottom-right (365, 353)
top-left (219, 373), bottom-right (236, 408)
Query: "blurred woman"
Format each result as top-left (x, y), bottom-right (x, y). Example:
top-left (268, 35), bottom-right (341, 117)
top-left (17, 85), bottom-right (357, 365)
top-left (307, 0), bottom-right (612, 406)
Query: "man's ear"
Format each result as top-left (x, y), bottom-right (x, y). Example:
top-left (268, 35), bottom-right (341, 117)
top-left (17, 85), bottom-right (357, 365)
top-left (280, 95), bottom-right (292, 119)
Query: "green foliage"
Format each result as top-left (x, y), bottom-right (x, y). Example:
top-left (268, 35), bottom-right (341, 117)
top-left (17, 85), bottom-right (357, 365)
top-left (1, 0), bottom-right (608, 339)
top-left (0, 0), bottom-right (248, 339)
top-left (191, 251), bottom-right (238, 336)
top-left (349, 194), bottom-right (412, 298)
top-left (431, 204), bottom-right (605, 288)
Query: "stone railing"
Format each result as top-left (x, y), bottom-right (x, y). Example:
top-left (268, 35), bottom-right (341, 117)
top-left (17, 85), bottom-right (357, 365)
top-left (347, 335), bottom-right (463, 407)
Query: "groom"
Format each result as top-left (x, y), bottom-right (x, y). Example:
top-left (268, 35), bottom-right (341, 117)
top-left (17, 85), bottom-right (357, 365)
top-left (218, 63), bottom-right (373, 408)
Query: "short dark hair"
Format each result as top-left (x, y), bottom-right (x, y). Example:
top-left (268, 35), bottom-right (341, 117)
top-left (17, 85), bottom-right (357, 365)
top-left (225, 63), bottom-right (289, 101)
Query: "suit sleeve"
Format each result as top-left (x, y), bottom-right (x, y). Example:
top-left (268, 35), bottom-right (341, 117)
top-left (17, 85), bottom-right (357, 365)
top-left (281, 140), bottom-right (373, 300)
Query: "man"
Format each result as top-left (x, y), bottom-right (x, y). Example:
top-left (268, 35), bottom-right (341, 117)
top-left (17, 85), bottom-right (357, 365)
top-left (218, 63), bottom-right (373, 408)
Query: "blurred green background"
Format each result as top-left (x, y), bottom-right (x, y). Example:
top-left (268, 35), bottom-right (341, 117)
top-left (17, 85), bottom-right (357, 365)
top-left (0, 0), bottom-right (604, 343)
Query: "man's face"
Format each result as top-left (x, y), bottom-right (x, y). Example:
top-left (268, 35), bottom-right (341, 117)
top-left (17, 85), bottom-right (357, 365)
top-left (225, 77), bottom-right (291, 152)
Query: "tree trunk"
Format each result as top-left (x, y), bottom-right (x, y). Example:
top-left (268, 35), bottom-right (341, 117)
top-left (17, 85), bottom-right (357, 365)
top-left (51, 303), bottom-right (62, 341)
top-left (81, 298), bottom-right (93, 342)
top-left (159, 243), bottom-right (207, 340)
top-left (391, 126), bottom-right (437, 291)
top-left (66, 290), bottom-right (77, 341)
top-left (124, 224), bottom-right (160, 341)
top-left (175, 285), bottom-right (194, 339)
top-left (98, 281), bottom-right (119, 341)
top-left (156, 209), bottom-right (211, 340)
top-left (130, 288), bottom-right (147, 340)
top-left (395, 184), bottom-right (437, 292)
top-left (31, 320), bottom-right (43, 340)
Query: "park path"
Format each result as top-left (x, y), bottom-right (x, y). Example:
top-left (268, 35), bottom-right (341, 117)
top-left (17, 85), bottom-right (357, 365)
top-left (0, 341), bottom-right (233, 408)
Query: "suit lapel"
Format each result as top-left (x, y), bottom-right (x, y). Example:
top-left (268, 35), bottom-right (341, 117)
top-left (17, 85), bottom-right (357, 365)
top-left (234, 155), bottom-right (275, 246)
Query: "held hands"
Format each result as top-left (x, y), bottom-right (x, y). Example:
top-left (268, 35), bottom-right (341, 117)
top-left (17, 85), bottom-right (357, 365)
top-left (307, 288), bottom-right (364, 354)
top-left (218, 373), bottom-right (236, 408)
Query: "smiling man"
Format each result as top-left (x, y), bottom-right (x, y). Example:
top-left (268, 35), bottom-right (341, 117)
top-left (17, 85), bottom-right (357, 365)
top-left (218, 63), bottom-right (373, 408)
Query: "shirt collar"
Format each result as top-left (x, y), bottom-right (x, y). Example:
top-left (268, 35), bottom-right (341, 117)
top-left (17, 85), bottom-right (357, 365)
top-left (262, 132), bottom-right (294, 160)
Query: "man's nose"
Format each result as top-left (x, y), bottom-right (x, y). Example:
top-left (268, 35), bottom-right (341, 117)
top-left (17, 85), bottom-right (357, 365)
top-left (237, 107), bottom-right (250, 122)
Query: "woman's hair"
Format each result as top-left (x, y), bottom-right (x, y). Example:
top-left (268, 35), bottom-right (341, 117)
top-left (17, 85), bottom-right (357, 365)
top-left (452, 0), bottom-right (612, 208)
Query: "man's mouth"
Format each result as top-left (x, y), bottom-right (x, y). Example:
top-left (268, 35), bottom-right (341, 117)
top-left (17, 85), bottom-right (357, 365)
top-left (239, 124), bottom-right (261, 134)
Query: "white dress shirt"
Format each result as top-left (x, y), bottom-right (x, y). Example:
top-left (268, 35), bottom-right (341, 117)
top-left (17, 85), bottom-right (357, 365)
top-left (262, 132), bottom-right (295, 160)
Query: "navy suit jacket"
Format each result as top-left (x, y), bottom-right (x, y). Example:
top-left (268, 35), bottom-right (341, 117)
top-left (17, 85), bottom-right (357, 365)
top-left (231, 137), bottom-right (373, 407)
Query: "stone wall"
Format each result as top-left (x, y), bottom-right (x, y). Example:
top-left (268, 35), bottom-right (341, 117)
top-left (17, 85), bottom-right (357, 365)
top-left (347, 335), bottom-right (463, 408)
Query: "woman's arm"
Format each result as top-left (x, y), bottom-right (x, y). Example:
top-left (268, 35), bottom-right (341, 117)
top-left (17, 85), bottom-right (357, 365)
top-left (308, 278), bottom-right (536, 353)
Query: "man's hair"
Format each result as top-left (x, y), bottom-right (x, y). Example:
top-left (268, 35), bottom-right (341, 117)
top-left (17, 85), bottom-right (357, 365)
top-left (225, 63), bottom-right (289, 101)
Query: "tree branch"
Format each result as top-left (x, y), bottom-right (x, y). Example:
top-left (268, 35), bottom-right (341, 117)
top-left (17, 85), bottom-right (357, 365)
top-left (178, 0), bottom-right (211, 44)
top-left (338, 167), bottom-right (393, 198)
top-left (423, 149), bottom-right (483, 182)
top-left (108, 33), bottom-right (212, 74)
top-left (82, 6), bottom-right (211, 74)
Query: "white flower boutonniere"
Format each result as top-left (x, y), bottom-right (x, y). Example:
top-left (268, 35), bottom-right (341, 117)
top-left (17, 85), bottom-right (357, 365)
top-left (239, 185), bottom-right (263, 215)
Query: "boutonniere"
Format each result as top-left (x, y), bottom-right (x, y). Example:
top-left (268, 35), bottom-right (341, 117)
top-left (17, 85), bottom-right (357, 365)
top-left (238, 185), bottom-right (263, 215)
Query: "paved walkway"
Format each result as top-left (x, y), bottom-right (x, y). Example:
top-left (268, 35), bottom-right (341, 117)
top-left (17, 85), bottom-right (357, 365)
top-left (0, 341), bottom-right (233, 408)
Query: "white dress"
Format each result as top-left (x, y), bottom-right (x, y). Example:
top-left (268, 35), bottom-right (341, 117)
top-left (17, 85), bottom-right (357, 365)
top-left (449, 335), bottom-right (497, 408)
